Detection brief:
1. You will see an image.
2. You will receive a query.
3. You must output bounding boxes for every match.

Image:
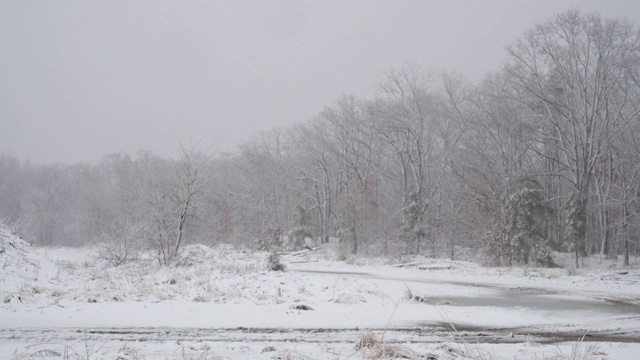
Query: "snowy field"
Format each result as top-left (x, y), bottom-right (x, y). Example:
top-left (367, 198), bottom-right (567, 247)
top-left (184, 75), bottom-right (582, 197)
top-left (2, 227), bottom-right (640, 359)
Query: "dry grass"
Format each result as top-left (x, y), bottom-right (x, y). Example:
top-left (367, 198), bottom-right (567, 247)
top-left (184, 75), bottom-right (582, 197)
top-left (12, 343), bottom-right (220, 360)
top-left (261, 345), bottom-right (278, 353)
top-left (403, 286), bottom-right (413, 301)
top-left (566, 268), bottom-right (580, 276)
top-left (117, 344), bottom-right (146, 360)
top-left (332, 293), bottom-right (367, 304)
top-left (13, 343), bottom-right (92, 360)
top-left (362, 344), bottom-right (417, 359)
top-left (271, 349), bottom-right (314, 360)
top-left (544, 337), bottom-right (607, 359)
top-left (172, 345), bottom-right (211, 360)
top-left (356, 330), bottom-right (417, 359)
top-left (192, 295), bottom-right (210, 303)
top-left (356, 330), bottom-right (380, 350)
top-left (403, 285), bottom-right (428, 303)
top-left (452, 342), bottom-right (494, 360)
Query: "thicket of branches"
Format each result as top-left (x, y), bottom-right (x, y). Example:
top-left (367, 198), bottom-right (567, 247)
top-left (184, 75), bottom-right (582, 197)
top-left (1, 9), bottom-right (639, 267)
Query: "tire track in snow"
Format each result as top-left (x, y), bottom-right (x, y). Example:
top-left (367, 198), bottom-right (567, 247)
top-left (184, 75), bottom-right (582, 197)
top-left (2, 324), bottom-right (639, 345)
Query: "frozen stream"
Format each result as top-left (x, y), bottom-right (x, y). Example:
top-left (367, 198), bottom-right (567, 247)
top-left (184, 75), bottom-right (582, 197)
top-left (293, 268), bottom-right (640, 343)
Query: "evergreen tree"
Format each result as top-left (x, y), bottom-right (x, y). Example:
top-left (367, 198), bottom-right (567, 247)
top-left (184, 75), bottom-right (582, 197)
top-left (564, 192), bottom-right (586, 267)
top-left (402, 192), bottom-right (426, 254)
top-left (288, 205), bottom-right (313, 250)
top-left (507, 176), bottom-right (555, 266)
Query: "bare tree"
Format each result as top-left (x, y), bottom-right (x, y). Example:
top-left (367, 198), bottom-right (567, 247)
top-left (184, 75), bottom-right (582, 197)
top-left (319, 95), bottom-right (379, 254)
top-left (237, 128), bottom-right (301, 249)
top-left (169, 142), bottom-right (212, 259)
top-left (373, 65), bottom-right (433, 254)
top-left (144, 143), bottom-right (212, 264)
top-left (294, 121), bottom-right (336, 245)
top-left (504, 9), bottom-right (640, 266)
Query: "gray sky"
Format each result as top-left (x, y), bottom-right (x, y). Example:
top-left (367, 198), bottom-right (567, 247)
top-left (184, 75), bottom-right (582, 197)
top-left (2, 0), bottom-right (639, 164)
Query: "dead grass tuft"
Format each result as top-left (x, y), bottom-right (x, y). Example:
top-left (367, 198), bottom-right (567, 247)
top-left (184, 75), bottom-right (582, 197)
top-left (332, 293), bottom-right (367, 304)
top-left (403, 285), bottom-right (428, 303)
top-left (548, 337), bottom-right (607, 360)
top-left (290, 304), bottom-right (313, 311)
top-left (356, 331), bottom-right (418, 359)
top-left (261, 345), bottom-right (277, 353)
top-left (192, 295), bottom-right (209, 303)
top-left (364, 344), bottom-right (417, 359)
top-left (117, 344), bottom-right (145, 360)
top-left (25, 349), bottom-right (63, 358)
top-left (50, 289), bottom-right (67, 298)
top-left (173, 345), bottom-right (212, 360)
top-left (566, 268), bottom-right (580, 276)
top-left (356, 331), bottom-right (380, 350)
top-left (403, 286), bottom-right (413, 301)
top-left (272, 349), bottom-right (309, 360)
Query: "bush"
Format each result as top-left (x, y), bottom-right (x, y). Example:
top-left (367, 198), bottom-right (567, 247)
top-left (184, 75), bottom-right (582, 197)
top-left (266, 251), bottom-right (286, 271)
top-left (94, 220), bottom-right (144, 266)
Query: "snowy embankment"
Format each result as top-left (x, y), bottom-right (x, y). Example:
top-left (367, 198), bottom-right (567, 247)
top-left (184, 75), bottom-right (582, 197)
top-left (2, 226), bottom-right (640, 359)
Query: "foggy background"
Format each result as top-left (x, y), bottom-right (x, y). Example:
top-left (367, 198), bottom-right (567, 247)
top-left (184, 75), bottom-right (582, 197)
top-left (2, 0), bottom-right (639, 164)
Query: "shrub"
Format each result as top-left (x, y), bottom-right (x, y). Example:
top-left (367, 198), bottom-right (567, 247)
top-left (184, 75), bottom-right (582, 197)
top-left (94, 219), bottom-right (144, 266)
top-left (266, 251), bottom-right (286, 271)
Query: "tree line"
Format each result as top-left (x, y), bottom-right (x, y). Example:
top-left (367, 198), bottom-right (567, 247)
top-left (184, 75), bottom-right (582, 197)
top-left (2, 9), bottom-right (639, 267)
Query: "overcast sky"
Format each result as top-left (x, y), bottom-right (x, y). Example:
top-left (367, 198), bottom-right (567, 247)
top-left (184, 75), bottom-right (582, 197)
top-left (2, 0), bottom-right (639, 164)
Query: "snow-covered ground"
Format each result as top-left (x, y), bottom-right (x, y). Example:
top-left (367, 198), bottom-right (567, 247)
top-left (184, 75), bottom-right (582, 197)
top-left (2, 227), bottom-right (640, 359)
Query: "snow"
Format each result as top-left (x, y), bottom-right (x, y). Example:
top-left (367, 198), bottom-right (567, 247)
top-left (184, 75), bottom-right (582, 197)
top-left (2, 226), bottom-right (640, 359)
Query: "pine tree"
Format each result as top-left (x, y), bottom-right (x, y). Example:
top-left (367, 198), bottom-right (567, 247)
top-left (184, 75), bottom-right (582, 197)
top-left (288, 205), bottom-right (312, 250)
top-left (564, 192), bottom-right (586, 267)
top-left (506, 176), bottom-right (555, 266)
top-left (402, 192), bottom-right (426, 254)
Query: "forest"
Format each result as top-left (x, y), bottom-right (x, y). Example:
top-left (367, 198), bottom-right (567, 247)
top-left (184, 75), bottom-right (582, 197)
top-left (2, 9), bottom-right (639, 268)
